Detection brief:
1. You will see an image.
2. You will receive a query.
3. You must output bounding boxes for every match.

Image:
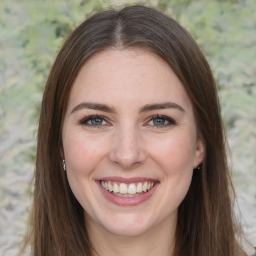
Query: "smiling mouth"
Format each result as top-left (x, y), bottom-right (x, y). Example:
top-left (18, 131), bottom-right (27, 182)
top-left (100, 181), bottom-right (155, 197)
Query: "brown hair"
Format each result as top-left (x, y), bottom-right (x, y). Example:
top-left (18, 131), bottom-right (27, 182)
top-left (21, 5), bottom-right (245, 256)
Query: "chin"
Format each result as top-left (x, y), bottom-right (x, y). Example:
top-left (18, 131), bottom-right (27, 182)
top-left (98, 213), bottom-right (156, 237)
top-left (105, 224), bottom-right (151, 237)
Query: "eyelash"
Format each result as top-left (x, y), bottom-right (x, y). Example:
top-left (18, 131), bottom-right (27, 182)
top-left (79, 115), bottom-right (110, 127)
top-left (79, 114), bottom-right (176, 128)
top-left (146, 115), bottom-right (176, 128)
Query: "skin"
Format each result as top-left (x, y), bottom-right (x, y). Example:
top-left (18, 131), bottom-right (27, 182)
top-left (62, 48), bottom-right (205, 256)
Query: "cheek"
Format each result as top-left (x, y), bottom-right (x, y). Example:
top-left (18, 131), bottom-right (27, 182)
top-left (62, 133), bottom-right (108, 212)
top-left (63, 132), bottom-right (107, 176)
top-left (157, 138), bottom-right (194, 189)
top-left (147, 133), bottom-right (196, 173)
top-left (154, 135), bottom-right (195, 208)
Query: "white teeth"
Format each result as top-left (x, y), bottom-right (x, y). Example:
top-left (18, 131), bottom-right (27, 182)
top-left (101, 181), bottom-right (106, 189)
top-left (113, 183), bottom-right (119, 193)
top-left (119, 183), bottom-right (127, 194)
top-left (101, 181), bottom-right (155, 195)
top-left (128, 184), bottom-right (136, 194)
top-left (137, 182), bottom-right (143, 193)
top-left (142, 182), bottom-right (148, 192)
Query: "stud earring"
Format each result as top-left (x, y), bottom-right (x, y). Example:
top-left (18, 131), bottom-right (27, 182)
top-left (194, 165), bottom-right (201, 171)
top-left (62, 159), bottom-right (66, 171)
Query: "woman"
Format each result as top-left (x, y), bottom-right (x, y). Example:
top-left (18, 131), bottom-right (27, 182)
top-left (21, 5), bottom-right (246, 256)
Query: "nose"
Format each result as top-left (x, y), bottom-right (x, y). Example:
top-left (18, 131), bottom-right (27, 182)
top-left (108, 127), bottom-right (147, 169)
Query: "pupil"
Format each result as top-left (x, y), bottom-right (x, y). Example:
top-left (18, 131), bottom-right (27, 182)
top-left (154, 118), bottom-right (165, 126)
top-left (92, 118), bottom-right (102, 125)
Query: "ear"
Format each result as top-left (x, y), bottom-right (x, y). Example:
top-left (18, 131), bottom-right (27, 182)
top-left (59, 139), bottom-right (65, 160)
top-left (193, 138), bottom-right (205, 168)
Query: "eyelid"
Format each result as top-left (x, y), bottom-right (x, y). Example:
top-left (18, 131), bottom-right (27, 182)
top-left (79, 114), bottom-right (111, 127)
top-left (145, 114), bottom-right (176, 127)
top-left (79, 114), bottom-right (176, 128)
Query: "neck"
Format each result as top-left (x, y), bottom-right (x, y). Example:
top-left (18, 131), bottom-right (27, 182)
top-left (87, 217), bottom-right (176, 256)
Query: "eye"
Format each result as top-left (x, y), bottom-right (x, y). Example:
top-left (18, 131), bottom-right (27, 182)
top-left (80, 115), bottom-right (109, 127)
top-left (147, 115), bottom-right (176, 128)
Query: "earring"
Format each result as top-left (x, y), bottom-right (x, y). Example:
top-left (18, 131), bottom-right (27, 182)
top-left (62, 159), bottom-right (66, 171)
top-left (194, 165), bottom-right (200, 171)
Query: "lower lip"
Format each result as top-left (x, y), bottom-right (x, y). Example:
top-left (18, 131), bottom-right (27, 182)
top-left (97, 181), bottom-right (159, 206)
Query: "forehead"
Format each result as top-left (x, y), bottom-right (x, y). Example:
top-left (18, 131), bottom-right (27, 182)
top-left (68, 48), bottom-right (193, 112)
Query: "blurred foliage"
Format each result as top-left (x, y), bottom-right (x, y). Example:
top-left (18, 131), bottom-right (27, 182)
top-left (0, 0), bottom-right (255, 193)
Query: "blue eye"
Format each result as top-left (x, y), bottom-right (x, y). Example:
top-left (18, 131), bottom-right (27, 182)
top-left (80, 115), bottom-right (108, 127)
top-left (148, 115), bottom-right (175, 128)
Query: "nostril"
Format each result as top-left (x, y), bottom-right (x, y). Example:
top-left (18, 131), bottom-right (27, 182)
top-left (108, 142), bottom-right (147, 168)
top-left (107, 128), bottom-right (148, 169)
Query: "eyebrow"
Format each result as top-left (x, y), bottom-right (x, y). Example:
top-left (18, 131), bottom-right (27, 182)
top-left (70, 102), bottom-right (116, 114)
top-left (70, 101), bottom-right (185, 114)
top-left (139, 102), bottom-right (185, 113)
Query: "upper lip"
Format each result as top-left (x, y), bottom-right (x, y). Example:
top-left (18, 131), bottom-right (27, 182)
top-left (97, 176), bottom-right (159, 184)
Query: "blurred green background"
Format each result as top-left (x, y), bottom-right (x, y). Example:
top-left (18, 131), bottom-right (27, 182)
top-left (0, 0), bottom-right (255, 255)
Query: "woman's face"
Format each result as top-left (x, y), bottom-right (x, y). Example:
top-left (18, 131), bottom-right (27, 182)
top-left (62, 49), bottom-right (204, 237)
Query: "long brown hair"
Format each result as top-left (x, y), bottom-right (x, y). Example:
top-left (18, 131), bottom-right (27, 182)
top-left (21, 5), bottom-right (245, 256)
